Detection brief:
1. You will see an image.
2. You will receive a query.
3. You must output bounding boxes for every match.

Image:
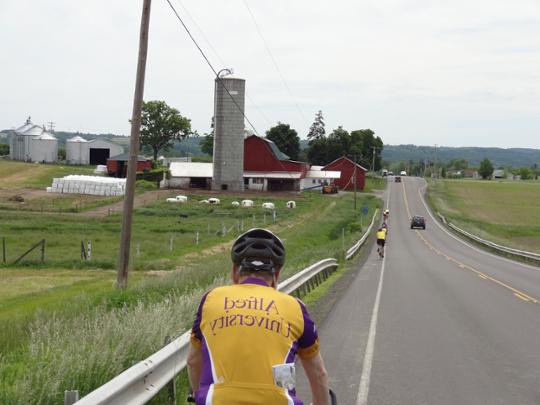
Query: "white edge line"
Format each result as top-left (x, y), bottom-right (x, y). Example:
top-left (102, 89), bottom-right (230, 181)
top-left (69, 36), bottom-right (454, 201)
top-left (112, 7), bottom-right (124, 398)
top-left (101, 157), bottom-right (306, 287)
top-left (356, 250), bottom-right (386, 405)
top-left (355, 178), bottom-right (390, 405)
top-left (417, 179), bottom-right (540, 272)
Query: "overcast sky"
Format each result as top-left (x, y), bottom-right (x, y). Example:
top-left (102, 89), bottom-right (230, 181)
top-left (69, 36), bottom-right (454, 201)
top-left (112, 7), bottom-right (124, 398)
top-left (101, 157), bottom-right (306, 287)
top-left (1, 0), bottom-right (539, 148)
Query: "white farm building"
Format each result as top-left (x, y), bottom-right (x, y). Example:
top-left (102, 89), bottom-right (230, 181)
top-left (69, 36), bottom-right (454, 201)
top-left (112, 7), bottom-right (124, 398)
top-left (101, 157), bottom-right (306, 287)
top-left (9, 117), bottom-right (58, 163)
top-left (66, 136), bottom-right (123, 165)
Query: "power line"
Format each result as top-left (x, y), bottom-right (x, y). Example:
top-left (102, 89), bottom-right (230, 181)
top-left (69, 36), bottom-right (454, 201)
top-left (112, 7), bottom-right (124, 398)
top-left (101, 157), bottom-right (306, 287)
top-left (164, 0), bottom-right (261, 136)
top-left (173, 0), bottom-right (272, 127)
top-left (243, 0), bottom-right (306, 122)
top-left (174, 0), bottom-right (227, 67)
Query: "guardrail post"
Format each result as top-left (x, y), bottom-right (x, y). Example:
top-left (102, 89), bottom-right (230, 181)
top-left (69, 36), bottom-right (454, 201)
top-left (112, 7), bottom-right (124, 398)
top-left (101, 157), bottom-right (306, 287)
top-left (64, 390), bottom-right (79, 405)
top-left (164, 336), bottom-right (177, 405)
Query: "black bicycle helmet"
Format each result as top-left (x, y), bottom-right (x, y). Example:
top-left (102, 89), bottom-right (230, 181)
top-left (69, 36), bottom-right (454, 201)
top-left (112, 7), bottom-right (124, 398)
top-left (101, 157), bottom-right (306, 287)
top-left (231, 228), bottom-right (285, 273)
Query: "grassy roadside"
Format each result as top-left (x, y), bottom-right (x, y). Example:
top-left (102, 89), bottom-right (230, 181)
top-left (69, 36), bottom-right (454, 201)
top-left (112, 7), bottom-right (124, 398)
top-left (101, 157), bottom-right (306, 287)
top-left (426, 179), bottom-right (540, 253)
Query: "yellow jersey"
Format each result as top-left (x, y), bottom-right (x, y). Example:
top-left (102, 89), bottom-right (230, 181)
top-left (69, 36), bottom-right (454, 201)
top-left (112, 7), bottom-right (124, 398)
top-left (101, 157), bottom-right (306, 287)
top-left (191, 277), bottom-right (320, 404)
top-left (376, 230), bottom-right (387, 240)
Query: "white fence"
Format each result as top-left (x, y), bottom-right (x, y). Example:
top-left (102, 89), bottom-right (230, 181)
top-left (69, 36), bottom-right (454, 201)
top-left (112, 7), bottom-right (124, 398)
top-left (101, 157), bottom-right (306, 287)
top-left (70, 211), bottom-right (378, 405)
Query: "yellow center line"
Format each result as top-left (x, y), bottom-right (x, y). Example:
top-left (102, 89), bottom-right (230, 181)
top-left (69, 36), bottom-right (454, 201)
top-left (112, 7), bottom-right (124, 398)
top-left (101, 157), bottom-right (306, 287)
top-left (514, 293), bottom-right (530, 302)
top-left (400, 178), bottom-right (540, 305)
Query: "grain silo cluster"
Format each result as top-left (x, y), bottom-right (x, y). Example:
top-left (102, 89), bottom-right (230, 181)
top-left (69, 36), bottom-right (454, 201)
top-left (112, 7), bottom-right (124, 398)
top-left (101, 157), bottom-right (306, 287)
top-left (9, 117), bottom-right (58, 163)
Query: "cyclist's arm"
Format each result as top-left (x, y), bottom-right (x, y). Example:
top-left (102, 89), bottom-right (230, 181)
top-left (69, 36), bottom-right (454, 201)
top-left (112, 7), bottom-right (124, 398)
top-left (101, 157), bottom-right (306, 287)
top-left (187, 342), bottom-right (202, 392)
top-left (301, 353), bottom-right (329, 405)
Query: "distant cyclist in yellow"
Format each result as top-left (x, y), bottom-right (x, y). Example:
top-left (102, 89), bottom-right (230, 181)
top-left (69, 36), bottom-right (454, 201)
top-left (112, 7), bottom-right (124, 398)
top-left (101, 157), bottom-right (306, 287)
top-left (187, 228), bottom-right (329, 405)
top-left (376, 226), bottom-right (387, 258)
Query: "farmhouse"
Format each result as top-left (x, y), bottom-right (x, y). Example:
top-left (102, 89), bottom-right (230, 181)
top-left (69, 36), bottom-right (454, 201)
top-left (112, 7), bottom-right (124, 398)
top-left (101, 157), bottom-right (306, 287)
top-left (323, 156), bottom-right (366, 190)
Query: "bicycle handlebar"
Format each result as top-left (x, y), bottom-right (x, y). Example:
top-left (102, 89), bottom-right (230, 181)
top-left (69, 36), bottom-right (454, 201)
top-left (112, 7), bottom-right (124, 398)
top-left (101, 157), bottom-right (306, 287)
top-left (187, 388), bottom-right (337, 404)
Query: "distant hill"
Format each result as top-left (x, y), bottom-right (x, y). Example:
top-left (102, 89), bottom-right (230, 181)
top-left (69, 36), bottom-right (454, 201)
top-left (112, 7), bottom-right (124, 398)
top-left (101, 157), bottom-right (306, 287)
top-left (4, 128), bottom-right (538, 167)
top-left (382, 144), bottom-right (540, 167)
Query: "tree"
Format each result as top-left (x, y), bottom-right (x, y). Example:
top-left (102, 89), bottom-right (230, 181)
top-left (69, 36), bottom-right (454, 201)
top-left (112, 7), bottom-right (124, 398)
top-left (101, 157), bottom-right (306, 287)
top-left (478, 158), bottom-right (494, 179)
top-left (140, 100), bottom-right (192, 160)
top-left (200, 133), bottom-right (214, 156)
top-left (0, 144), bottom-right (9, 156)
top-left (307, 110), bottom-right (325, 144)
top-left (266, 122), bottom-right (300, 160)
top-left (518, 167), bottom-right (532, 180)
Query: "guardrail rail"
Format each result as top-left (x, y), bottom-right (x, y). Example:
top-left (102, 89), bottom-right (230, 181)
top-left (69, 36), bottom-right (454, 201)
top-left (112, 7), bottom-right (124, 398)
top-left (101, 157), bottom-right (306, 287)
top-left (436, 212), bottom-right (540, 265)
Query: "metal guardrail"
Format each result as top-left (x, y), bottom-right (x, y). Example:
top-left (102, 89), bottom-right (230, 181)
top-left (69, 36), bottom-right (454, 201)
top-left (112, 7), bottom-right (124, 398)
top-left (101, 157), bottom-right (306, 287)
top-left (73, 211), bottom-right (378, 405)
top-left (447, 222), bottom-right (540, 263)
top-left (346, 209), bottom-right (378, 260)
top-left (436, 212), bottom-right (540, 264)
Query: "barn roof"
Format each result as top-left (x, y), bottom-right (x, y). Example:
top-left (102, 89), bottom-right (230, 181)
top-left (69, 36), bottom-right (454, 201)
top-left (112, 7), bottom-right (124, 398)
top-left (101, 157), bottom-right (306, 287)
top-left (109, 153), bottom-right (149, 162)
top-left (323, 156), bottom-right (367, 171)
top-left (305, 170), bottom-right (341, 179)
top-left (244, 171), bottom-right (302, 179)
top-left (170, 162), bottom-right (213, 178)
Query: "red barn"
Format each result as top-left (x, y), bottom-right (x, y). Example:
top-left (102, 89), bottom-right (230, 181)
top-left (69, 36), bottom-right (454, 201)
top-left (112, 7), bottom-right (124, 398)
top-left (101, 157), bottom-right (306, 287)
top-left (323, 156), bottom-right (366, 190)
top-left (243, 135), bottom-right (310, 191)
top-left (107, 153), bottom-right (152, 178)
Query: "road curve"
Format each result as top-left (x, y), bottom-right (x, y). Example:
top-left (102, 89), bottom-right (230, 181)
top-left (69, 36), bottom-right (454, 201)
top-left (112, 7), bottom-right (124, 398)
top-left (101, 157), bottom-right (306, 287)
top-left (297, 177), bottom-right (540, 404)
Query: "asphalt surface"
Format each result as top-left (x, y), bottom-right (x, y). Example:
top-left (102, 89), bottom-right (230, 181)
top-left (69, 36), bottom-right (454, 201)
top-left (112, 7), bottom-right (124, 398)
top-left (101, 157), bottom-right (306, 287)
top-left (297, 177), bottom-right (540, 404)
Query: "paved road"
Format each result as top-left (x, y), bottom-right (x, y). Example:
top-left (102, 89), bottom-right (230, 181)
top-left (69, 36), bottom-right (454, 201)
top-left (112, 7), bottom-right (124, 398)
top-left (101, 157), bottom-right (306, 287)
top-left (298, 177), bottom-right (540, 404)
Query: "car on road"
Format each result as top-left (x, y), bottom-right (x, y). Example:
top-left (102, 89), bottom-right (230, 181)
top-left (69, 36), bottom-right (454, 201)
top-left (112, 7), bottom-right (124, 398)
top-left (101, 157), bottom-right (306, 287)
top-left (395, 176), bottom-right (401, 182)
top-left (400, 170), bottom-right (407, 176)
top-left (410, 215), bottom-right (426, 229)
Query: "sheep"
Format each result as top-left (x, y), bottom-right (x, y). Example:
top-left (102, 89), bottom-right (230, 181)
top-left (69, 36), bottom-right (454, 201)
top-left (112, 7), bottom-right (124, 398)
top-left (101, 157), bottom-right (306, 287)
top-left (241, 199), bottom-right (254, 207)
top-left (261, 202), bottom-right (275, 209)
top-left (231, 201), bottom-right (240, 207)
top-left (208, 198), bottom-right (220, 205)
top-left (286, 201), bottom-right (296, 208)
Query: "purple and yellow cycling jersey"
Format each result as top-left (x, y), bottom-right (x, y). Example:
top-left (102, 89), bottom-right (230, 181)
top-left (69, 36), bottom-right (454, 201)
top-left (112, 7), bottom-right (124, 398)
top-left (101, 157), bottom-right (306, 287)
top-left (190, 277), bottom-right (319, 405)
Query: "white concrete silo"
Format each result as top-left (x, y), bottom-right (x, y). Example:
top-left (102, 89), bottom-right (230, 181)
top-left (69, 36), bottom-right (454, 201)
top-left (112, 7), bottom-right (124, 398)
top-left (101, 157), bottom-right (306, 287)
top-left (66, 135), bottom-right (89, 164)
top-left (212, 74), bottom-right (246, 192)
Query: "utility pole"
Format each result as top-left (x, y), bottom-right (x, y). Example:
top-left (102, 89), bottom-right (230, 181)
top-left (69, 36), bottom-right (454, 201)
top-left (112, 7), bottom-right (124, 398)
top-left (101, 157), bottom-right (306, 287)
top-left (47, 121), bottom-right (55, 132)
top-left (434, 144), bottom-right (438, 178)
top-left (353, 155), bottom-right (357, 210)
top-left (371, 146), bottom-right (380, 174)
top-left (117, 0), bottom-right (152, 289)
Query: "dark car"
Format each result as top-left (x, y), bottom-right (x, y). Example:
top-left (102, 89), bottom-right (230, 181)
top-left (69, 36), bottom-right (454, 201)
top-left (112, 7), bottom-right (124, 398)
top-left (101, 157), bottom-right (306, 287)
top-left (395, 176), bottom-right (401, 182)
top-left (410, 215), bottom-right (426, 229)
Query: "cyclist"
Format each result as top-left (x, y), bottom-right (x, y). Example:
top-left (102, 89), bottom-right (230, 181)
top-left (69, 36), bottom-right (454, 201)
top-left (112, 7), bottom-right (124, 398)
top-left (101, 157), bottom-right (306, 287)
top-left (187, 228), bottom-right (330, 405)
top-left (376, 226), bottom-right (387, 258)
top-left (383, 209), bottom-right (389, 222)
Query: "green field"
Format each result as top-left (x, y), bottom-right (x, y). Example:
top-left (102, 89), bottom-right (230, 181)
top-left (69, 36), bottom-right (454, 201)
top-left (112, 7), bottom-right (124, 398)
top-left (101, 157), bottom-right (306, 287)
top-left (0, 160), bottom-right (96, 188)
top-left (427, 179), bottom-right (540, 253)
top-left (0, 159), bottom-right (382, 404)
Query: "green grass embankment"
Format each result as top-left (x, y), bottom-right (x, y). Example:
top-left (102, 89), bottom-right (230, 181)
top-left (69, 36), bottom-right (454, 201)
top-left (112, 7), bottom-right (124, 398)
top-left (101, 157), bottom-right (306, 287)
top-left (0, 191), bottom-right (381, 405)
top-left (427, 179), bottom-right (540, 253)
